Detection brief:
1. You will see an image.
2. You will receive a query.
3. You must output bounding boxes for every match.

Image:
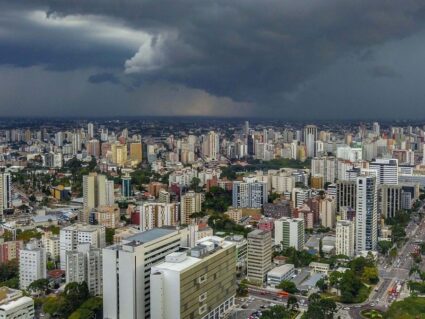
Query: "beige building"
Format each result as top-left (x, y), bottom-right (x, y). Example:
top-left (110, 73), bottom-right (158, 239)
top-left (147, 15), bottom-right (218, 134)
top-left (111, 142), bottom-right (128, 166)
top-left (0, 239), bottom-right (23, 263)
top-left (319, 196), bottom-right (336, 228)
top-left (150, 236), bottom-right (236, 319)
top-left (247, 230), bottom-right (272, 283)
top-left (0, 287), bottom-right (34, 319)
top-left (181, 191), bottom-right (203, 224)
top-left (95, 205), bottom-right (120, 228)
top-left (224, 208), bottom-right (242, 223)
top-left (129, 142), bottom-right (143, 165)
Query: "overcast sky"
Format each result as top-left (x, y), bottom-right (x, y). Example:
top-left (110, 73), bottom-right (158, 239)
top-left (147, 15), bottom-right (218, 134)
top-left (1, 1), bottom-right (425, 119)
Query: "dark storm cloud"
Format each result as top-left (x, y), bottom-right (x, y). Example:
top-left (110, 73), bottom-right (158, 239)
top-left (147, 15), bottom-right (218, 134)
top-left (1, 0), bottom-right (425, 117)
top-left (368, 65), bottom-right (402, 79)
top-left (88, 72), bottom-right (121, 85)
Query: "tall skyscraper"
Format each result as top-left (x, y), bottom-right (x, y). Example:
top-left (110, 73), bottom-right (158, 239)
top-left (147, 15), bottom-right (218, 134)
top-left (246, 230), bottom-right (272, 283)
top-left (202, 131), bottom-right (219, 160)
top-left (121, 173), bottom-right (132, 198)
top-left (129, 142), bottom-right (143, 164)
top-left (103, 227), bottom-right (188, 319)
top-left (274, 217), bottom-right (305, 251)
top-left (356, 175), bottom-right (378, 252)
top-left (336, 180), bottom-right (356, 211)
top-left (150, 237), bottom-right (236, 319)
top-left (88, 122), bottom-right (94, 139)
top-left (0, 172), bottom-right (11, 218)
top-left (304, 125), bottom-right (317, 158)
top-left (336, 220), bottom-right (355, 257)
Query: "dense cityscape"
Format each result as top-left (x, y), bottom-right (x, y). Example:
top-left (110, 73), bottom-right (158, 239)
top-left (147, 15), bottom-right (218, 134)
top-left (0, 118), bottom-right (422, 318)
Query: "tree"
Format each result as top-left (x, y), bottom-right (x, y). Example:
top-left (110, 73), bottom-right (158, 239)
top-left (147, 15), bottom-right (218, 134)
top-left (261, 305), bottom-right (291, 319)
top-left (287, 295), bottom-right (299, 310)
top-left (316, 277), bottom-right (328, 292)
top-left (305, 294), bottom-right (337, 319)
top-left (28, 278), bottom-right (50, 295)
top-left (389, 247), bottom-right (398, 260)
top-left (189, 177), bottom-right (202, 192)
top-left (277, 280), bottom-right (298, 294)
top-left (236, 279), bottom-right (248, 297)
top-left (361, 266), bottom-right (379, 284)
top-left (105, 228), bottom-right (115, 245)
top-left (377, 240), bottom-right (393, 255)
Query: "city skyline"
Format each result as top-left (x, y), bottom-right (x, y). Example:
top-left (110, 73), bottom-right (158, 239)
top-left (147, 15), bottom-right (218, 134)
top-left (1, 1), bottom-right (425, 119)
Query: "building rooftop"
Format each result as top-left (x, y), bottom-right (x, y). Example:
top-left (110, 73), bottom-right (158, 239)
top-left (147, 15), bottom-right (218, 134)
top-left (123, 226), bottom-right (179, 244)
top-left (267, 264), bottom-right (295, 277)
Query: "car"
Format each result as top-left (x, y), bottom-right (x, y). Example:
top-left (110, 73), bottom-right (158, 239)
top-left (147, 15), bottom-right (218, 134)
top-left (343, 307), bottom-right (350, 310)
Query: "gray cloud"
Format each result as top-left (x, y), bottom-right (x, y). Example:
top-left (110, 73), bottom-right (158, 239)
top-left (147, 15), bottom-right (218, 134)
top-left (88, 72), bottom-right (120, 84)
top-left (1, 1), bottom-right (425, 117)
top-left (367, 65), bottom-right (402, 78)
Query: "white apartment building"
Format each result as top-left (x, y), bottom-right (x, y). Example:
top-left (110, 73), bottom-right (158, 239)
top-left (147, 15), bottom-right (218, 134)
top-left (232, 177), bottom-right (268, 209)
top-left (103, 227), bottom-right (189, 319)
top-left (66, 243), bottom-right (103, 296)
top-left (336, 220), bottom-right (355, 257)
top-left (319, 196), bottom-right (336, 228)
top-left (369, 159), bottom-right (398, 185)
top-left (274, 217), bottom-right (305, 251)
top-left (19, 245), bottom-right (46, 290)
top-left (59, 224), bottom-right (105, 270)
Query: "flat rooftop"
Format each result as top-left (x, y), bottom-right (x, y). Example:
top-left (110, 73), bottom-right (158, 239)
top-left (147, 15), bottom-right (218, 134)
top-left (124, 226), bottom-right (179, 244)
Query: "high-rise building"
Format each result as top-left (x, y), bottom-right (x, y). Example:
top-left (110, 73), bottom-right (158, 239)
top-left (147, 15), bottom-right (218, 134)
top-left (335, 220), bottom-right (355, 257)
top-left (319, 196), bottom-right (336, 228)
top-left (274, 217), bottom-right (304, 251)
top-left (202, 131), bottom-right (219, 160)
top-left (121, 174), bottom-right (132, 198)
top-left (87, 139), bottom-right (100, 157)
top-left (311, 157), bottom-right (336, 184)
top-left (66, 243), bottom-right (103, 296)
top-left (304, 125), bottom-right (317, 158)
top-left (88, 122), bottom-right (94, 139)
top-left (111, 142), bottom-right (128, 166)
top-left (0, 172), bottom-right (11, 218)
top-left (232, 177), bottom-right (267, 209)
top-left (372, 122), bottom-right (380, 136)
top-left (181, 191), bottom-right (203, 224)
top-left (103, 227), bottom-right (188, 319)
top-left (59, 224), bottom-right (105, 270)
top-left (379, 184), bottom-right (402, 219)
top-left (336, 180), bottom-right (356, 211)
top-left (0, 240), bottom-right (23, 263)
top-left (246, 230), bottom-right (272, 283)
top-left (356, 175), bottom-right (378, 252)
top-left (291, 188), bottom-right (311, 209)
top-left (19, 244), bottom-right (46, 290)
top-left (139, 202), bottom-right (178, 231)
top-left (369, 159), bottom-right (398, 185)
top-left (54, 131), bottom-right (63, 147)
top-left (129, 142), bottom-right (143, 164)
top-left (83, 173), bottom-right (113, 210)
top-left (150, 237), bottom-right (236, 319)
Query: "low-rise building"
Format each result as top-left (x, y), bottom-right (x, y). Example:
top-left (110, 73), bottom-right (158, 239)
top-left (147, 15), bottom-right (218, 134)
top-left (309, 262), bottom-right (330, 275)
top-left (0, 287), bottom-right (34, 319)
top-left (267, 264), bottom-right (295, 287)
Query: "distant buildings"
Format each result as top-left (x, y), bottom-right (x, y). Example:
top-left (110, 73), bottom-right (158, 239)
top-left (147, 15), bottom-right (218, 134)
top-left (139, 202), bottom-right (178, 231)
top-left (0, 172), bottom-right (11, 218)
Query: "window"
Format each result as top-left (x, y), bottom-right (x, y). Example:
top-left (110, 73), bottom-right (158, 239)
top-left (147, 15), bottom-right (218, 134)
top-left (199, 292), bottom-right (207, 302)
top-left (198, 274), bottom-right (207, 284)
top-left (199, 304), bottom-right (208, 315)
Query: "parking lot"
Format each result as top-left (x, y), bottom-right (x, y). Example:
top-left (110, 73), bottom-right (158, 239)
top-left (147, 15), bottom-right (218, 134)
top-left (231, 296), bottom-right (286, 319)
